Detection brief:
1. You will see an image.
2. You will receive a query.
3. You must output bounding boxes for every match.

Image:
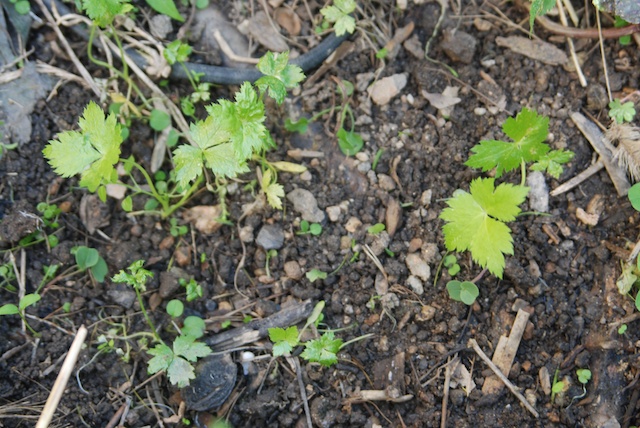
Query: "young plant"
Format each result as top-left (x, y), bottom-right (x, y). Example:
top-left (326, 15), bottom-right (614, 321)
top-left (180, 277), bottom-right (203, 302)
top-left (71, 246), bottom-right (108, 282)
top-left (306, 268), bottom-right (327, 283)
top-left (320, 0), bottom-right (357, 36)
top-left (446, 280), bottom-right (479, 305)
top-left (609, 98), bottom-right (636, 124)
top-left (441, 108), bottom-right (573, 278)
top-left (297, 220), bottom-right (323, 236)
top-left (0, 293), bottom-right (41, 336)
top-left (367, 223), bottom-right (385, 235)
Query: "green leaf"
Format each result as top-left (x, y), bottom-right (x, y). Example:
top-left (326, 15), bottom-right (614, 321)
top-left (121, 195), bottom-right (133, 212)
top-left (173, 334), bottom-right (212, 362)
top-left (309, 223), bottom-right (323, 236)
top-left (90, 257), bottom-right (108, 282)
top-left (166, 299), bottom-right (184, 317)
top-left (529, 0), bottom-right (555, 33)
top-left (306, 268), bottom-right (327, 283)
top-left (255, 51), bottom-right (305, 104)
top-left (629, 183), bottom-right (640, 211)
top-left (227, 82), bottom-right (267, 159)
top-left (285, 117), bottom-right (309, 134)
top-left (264, 182), bottom-right (285, 210)
top-left (576, 368), bottom-right (591, 384)
top-left (268, 326), bottom-right (299, 356)
top-left (446, 281), bottom-right (479, 305)
top-left (367, 223), bottom-right (385, 234)
top-left (466, 108), bottom-right (549, 178)
top-left (609, 99), bottom-right (636, 124)
top-left (147, 343), bottom-right (174, 374)
top-left (167, 356), bottom-right (196, 388)
top-left (0, 304), bottom-right (19, 315)
top-left (150, 109), bottom-right (171, 131)
top-left (301, 331), bottom-right (343, 367)
top-left (43, 101), bottom-right (122, 192)
top-left (337, 128), bottom-right (363, 156)
top-left (14, 1), bottom-right (30, 14)
top-left (320, 0), bottom-right (356, 36)
top-left (164, 40), bottom-right (192, 64)
top-left (440, 177), bottom-right (529, 278)
top-left (530, 149), bottom-right (574, 179)
top-left (74, 246), bottom-right (100, 270)
top-left (182, 316), bottom-right (206, 338)
top-left (145, 0), bottom-right (184, 22)
top-left (81, 0), bottom-right (132, 27)
top-left (19, 293), bottom-right (41, 311)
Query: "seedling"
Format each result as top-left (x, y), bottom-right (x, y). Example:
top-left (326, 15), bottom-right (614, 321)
top-left (551, 378), bottom-right (564, 403)
top-left (0, 293), bottom-right (41, 336)
top-left (576, 368), bottom-right (591, 385)
top-left (372, 149), bottom-right (384, 171)
top-left (180, 278), bottom-right (203, 302)
top-left (297, 220), bottom-right (323, 236)
top-left (443, 254), bottom-right (460, 276)
top-left (441, 108), bottom-right (573, 278)
top-left (166, 299), bottom-right (184, 318)
top-left (306, 269), bottom-right (327, 283)
top-left (320, 0), bottom-right (357, 36)
top-left (147, 334), bottom-right (212, 388)
top-left (609, 99), bottom-right (636, 124)
top-left (169, 218), bottom-right (188, 237)
top-left (71, 246), bottom-right (108, 283)
top-left (367, 223), bottom-right (385, 235)
top-left (618, 324), bottom-right (628, 335)
top-left (265, 249), bottom-right (277, 278)
top-left (446, 280), bottom-right (479, 305)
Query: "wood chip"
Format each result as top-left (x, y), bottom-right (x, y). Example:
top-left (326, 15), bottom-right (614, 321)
top-left (482, 309), bottom-right (531, 395)
top-left (495, 36), bottom-right (568, 65)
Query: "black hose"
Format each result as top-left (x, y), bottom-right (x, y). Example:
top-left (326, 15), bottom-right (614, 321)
top-left (40, 0), bottom-right (349, 85)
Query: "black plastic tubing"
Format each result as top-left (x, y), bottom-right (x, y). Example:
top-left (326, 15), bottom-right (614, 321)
top-left (40, 0), bottom-right (349, 85)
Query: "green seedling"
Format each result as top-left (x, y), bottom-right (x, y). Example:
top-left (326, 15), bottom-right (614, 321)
top-left (180, 278), bottom-right (203, 302)
top-left (220, 319), bottom-right (232, 329)
top-left (166, 299), bottom-right (184, 318)
top-left (320, 0), bottom-right (357, 36)
top-left (71, 246), bottom-right (108, 282)
top-left (7, 0), bottom-right (29, 14)
top-left (466, 108), bottom-right (573, 182)
top-left (446, 280), bottom-right (479, 305)
top-left (441, 178), bottom-right (529, 278)
top-left (0, 293), bottom-right (41, 336)
top-left (367, 223), bottom-right (385, 235)
top-left (265, 249), bottom-right (277, 278)
top-left (169, 218), bottom-right (188, 237)
top-left (269, 301), bottom-right (371, 367)
top-left (297, 220), bottom-right (323, 236)
top-left (146, 0), bottom-right (184, 22)
top-left (0, 263), bottom-right (17, 291)
top-left (306, 269), bottom-right (327, 283)
top-left (618, 324), bottom-right (628, 335)
top-left (182, 316), bottom-right (206, 338)
top-left (147, 334), bottom-right (212, 388)
top-left (442, 108), bottom-right (573, 279)
top-left (443, 254), bottom-right (460, 276)
top-left (551, 378), bottom-right (564, 403)
top-left (372, 149), bottom-right (384, 171)
top-left (529, 0), bottom-right (555, 33)
top-left (609, 98), bottom-right (636, 124)
top-left (384, 248), bottom-right (395, 257)
top-left (576, 368), bottom-right (591, 385)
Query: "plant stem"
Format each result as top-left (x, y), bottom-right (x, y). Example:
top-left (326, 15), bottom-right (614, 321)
top-left (520, 160), bottom-right (527, 187)
top-left (340, 333), bottom-right (375, 349)
top-left (134, 287), bottom-right (162, 344)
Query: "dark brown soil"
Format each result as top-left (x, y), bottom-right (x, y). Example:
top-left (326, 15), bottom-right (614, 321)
top-left (1, 1), bottom-right (640, 427)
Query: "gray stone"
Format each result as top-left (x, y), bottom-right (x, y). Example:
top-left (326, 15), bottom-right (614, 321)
top-left (256, 224), bottom-right (285, 250)
top-left (405, 253), bottom-right (431, 281)
top-left (284, 260), bottom-right (303, 280)
top-left (107, 284), bottom-right (137, 309)
top-left (159, 267), bottom-right (189, 299)
top-left (406, 275), bottom-right (424, 295)
top-left (287, 188), bottom-right (325, 223)
top-left (527, 171), bottom-right (549, 213)
top-left (440, 30), bottom-right (477, 64)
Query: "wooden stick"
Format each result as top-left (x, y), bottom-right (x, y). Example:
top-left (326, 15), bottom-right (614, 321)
top-left (570, 112), bottom-right (630, 196)
top-left (36, 325), bottom-right (88, 428)
top-left (550, 160), bottom-right (604, 196)
top-left (468, 338), bottom-right (539, 418)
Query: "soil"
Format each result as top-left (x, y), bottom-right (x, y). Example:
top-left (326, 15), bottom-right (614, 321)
top-left (1, 1), bottom-right (640, 427)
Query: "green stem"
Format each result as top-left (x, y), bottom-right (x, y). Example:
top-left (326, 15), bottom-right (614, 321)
top-left (340, 333), bottom-right (375, 350)
top-left (134, 287), bottom-right (162, 344)
top-left (520, 160), bottom-right (527, 187)
top-left (179, 62), bottom-right (198, 91)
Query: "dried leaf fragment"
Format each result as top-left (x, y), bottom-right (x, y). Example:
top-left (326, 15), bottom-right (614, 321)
top-left (495, 36), bottom-right (568, 65)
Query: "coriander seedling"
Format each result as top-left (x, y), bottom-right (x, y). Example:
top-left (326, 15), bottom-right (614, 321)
top-left (306, 269), bottom-right (327, 282)
top-left (0, 293), bottom-right (41, 336)
top-left (297, 220), bottom-right (323, 236)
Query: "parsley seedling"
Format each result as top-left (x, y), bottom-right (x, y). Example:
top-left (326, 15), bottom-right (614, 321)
top-left (147, 335), bottom-right (212, 388)
top-left (609, 99), bottom-right (636, 124)
top-left (320, 0), bottom-right (357, 36)
top-left (441, 178), bottom-right (529, 278)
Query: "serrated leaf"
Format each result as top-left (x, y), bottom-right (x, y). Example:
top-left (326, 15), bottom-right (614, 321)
top-left (167, 356), bottom-right (196, 388)
top-left (146, 0), bottom-right (184, 22)
top-left (173, 145), bottom-right (205, 188)
top-left (440, 178), bottom-right (529, 278)
top-left (530, 149), bottom-right (574, 179)
top-left (466, 108), bottom-right (549, 178)
top-left (173, 335), bottom-right (212, 362)
top-left (147, 343), bottom-right (174, 374)
top-left (529, 0), bottom-right (556, 33)
top-left (44, 101), bottom-right (122, 193)
top-left (269, 326), bottom-right (299, 356)
top-left (81, 0), bottom-right (131, 27)
top-left (609, 99), bottom-right (636, 123)
top-left (301, 332), bottom-right (343, 367)
top-left (321, 0), bottom-right (356, 36)
top-left (256, 51), bottom-right (304, 104)
top-left (229, 83), bottom-right (267, 159)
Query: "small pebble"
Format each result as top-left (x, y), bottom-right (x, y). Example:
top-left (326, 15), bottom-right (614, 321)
top-left (326, 205), bottom-right (341, 222)
top-left (284, 260), bottom-right (303, 280)
top-left (345, 217), bottom-right (362, 233)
